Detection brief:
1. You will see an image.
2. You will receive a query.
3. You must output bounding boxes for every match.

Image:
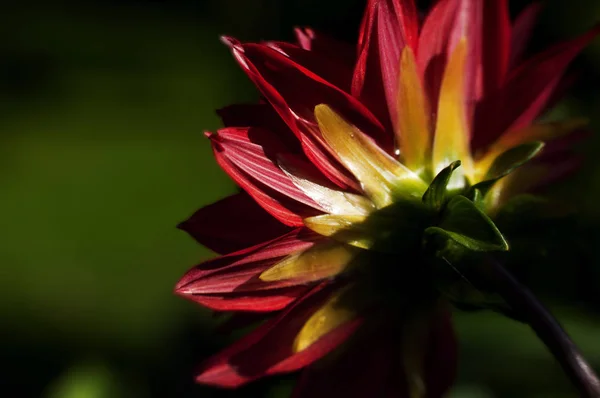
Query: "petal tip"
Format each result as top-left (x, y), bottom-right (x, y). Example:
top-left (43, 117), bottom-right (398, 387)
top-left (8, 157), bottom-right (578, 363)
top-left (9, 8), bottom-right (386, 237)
top-left (220, 35), bottom-right (243, 51)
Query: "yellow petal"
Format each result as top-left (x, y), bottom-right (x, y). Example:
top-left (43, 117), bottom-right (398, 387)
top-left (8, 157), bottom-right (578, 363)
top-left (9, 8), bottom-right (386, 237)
top-left (396, 46), bottom-right (431, 172)
top-left (303, 214), bottom-right (372, 249)
top-left (315, 104), bottom-right (427, 208)
top-left (476, 119), bottom-right (587, 179)
top-left (259, 242), bottom-right (361, 283)
top-left (278, 157), bottom-right (375, 216)
top-left (294, 285), bottom-right (357, 353)
top-left (432, 39), bottom-right (474, 187)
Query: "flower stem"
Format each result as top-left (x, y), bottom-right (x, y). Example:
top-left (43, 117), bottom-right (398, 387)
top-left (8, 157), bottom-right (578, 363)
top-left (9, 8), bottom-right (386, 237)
top-left (481, 258), bottom-right (600, 398)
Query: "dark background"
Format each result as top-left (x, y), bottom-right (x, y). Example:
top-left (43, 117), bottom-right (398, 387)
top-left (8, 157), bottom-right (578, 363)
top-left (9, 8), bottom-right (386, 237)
top-left (1, 1), bottom-right (600, 397)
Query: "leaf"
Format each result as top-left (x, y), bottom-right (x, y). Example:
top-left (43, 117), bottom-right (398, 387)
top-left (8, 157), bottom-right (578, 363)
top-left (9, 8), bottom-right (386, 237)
top-left (422, 160), bottom-right (461, 209)
top-left (425, 195), bottom-right (508, 252)
top-left (471, 141), bottom-right (544, 197)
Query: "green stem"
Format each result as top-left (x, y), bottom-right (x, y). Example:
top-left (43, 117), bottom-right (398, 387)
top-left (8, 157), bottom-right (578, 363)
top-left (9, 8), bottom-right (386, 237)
top-left (480, 258), bottom-right (600, 398)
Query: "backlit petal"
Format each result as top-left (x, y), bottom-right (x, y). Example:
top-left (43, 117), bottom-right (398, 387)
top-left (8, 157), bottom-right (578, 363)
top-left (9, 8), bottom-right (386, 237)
top-left (279, 155), bottom-right (375, 216)
top-left (396, 46), bottom-right (431, 172)
top-left (260, 242), bottom-right (362, 283)
top-left (315, 104), bottom-right (426, 207)
top-left (294, 285), bottom-right (360, 352)
top-left (304, 214), bottom-right (371, 250)
top-left (432, 39), bottom-right (474, 185)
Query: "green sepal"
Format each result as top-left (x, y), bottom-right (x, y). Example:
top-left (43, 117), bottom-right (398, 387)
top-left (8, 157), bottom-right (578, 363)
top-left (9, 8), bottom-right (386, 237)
top-left (469, 141), bottom-right (545, 197)
top-left (425, 195), bottom-right (509, 253)
top-left (422, 160), bottom-right (461, 210)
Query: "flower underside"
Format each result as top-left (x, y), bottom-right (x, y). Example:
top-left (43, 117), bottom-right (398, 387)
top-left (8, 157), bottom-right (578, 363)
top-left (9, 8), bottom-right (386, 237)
top-left (175, 0), bottom-right (599, 394)
top-left (255, 40), bottom-right (555, 353)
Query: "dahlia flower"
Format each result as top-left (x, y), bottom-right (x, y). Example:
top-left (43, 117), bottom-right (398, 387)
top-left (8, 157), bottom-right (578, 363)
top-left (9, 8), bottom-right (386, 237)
top-left (175, 0), bottom-right (599, 396)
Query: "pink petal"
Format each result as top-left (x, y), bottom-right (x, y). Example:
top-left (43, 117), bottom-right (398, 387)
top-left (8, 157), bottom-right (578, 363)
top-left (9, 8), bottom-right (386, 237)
top-left (195, 284), bottom-right (362, 387)
top-left (175, 228), bottom-right (320, 297)
top-left (352, 0), bottom-right (419, 130)
top-left (294, 27), bottom-right (356, 67)
top-left (473, 25), bottom-right (600, 150)
top-left (178, 192), bottom-right (291, 254)
top-left (221, 37), bottom-right (391, 154)
top-left (509, 2), bottom-right (543, 69)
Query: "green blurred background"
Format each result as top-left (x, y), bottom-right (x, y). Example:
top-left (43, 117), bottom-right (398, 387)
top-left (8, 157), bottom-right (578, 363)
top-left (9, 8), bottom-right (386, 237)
top-left (1, 1), bottom-right (600, 397)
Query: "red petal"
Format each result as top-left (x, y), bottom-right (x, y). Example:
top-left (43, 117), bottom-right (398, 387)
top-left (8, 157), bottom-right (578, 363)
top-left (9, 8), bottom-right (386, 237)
top-left (184, 287), bottom-right (308, 312)
top-left (300, 134), bottom-right (361, 191)
top-left (418, 0), bottom-right (482, 116)
top-left (178, 192), bottom-right (291, 254)
top-left (195, 284), bottom-right (362, 387)
top-left (211, 128), bottom-right (325, 210)
top-left (292, 325), bottom-right (402, 398)
top-left (217, 103), bottom-right (300, 149)
top-left (266, 41), bottom-right (353, 92)
top-left (294, 27), bottom-right (356, 68)
top-left (509, 2), bottom-right (543, 69)
top-left (481, 0), bottom-right (511, 93)
top-left (175, 228), bottom-right (319, 298)
top-left (222, 37), bottom-right (391, 153)
top-left (473, 26), bottom-right (600, 150)
top-left (209, 129), bottom-right (321, 226)
top-left (352, 0), bottom-right (419, 130)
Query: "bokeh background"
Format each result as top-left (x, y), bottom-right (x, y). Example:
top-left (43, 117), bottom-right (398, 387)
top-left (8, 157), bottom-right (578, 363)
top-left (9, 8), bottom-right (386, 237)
top-left (2, 0), bottom-right (600, 397)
